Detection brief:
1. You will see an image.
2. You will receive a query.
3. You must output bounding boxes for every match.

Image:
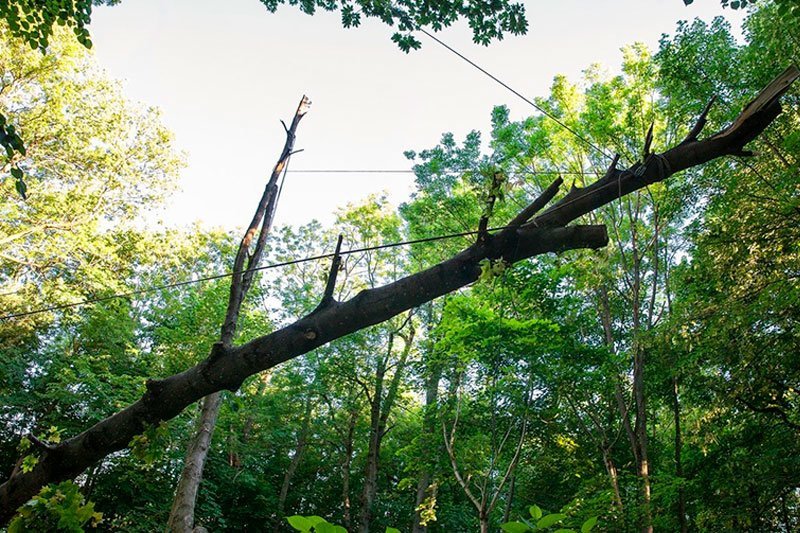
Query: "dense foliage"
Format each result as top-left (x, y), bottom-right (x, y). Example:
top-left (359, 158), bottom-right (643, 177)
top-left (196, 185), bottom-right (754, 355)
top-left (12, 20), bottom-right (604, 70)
top-left (1, 2), bottom-right (799, 532)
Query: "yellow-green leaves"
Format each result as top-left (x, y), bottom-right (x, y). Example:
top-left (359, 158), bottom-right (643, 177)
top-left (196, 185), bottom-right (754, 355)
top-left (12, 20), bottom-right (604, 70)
top-left (8, 481), bottom-right (102, 532)
top-left (479, 258), bottom-right (511, 282)
top-left (20, 454), bottom-right (38, 473)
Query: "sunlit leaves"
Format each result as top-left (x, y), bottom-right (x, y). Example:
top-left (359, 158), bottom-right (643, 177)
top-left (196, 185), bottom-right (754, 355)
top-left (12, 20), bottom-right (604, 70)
top-left (0, 23), bottom-right (183, 326)
top-left (8, 481), bottom-right (103, 532)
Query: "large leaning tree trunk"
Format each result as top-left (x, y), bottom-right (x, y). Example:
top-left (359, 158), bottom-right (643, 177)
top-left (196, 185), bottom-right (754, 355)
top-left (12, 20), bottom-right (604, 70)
top-left (166, 95), bottom-right (310, 533)
top-left (0, 66), bottom-right (796, 525)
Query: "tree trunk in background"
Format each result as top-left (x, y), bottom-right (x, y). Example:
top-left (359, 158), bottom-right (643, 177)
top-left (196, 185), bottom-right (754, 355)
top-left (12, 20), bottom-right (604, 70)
top-left (599, 286), bottom-right (636, 516)
top-left (673, 376), bottom-right (687, 533)
top-left (357, 343), bottom-right (386, 533)
top-left (602, 446), bottom-right (624, 513)
top-left (413, 361), bottom-right (441, 533)
top-left (633, 346), bottom-right (652, 533)
top-left (166, 393), bottom-right (222, 533)
top-left (479, 513), bottom-right (490, 533)
top-left (502, 474), bottom-right (516, 523)
top-left (341, 409), bottom-right (357, 531)
top-left (359, 325), bottom-right (415, 533)
top-left (413, 472), bottom-right (433, 533)
top-left (278, 395), bottom-right (313, 517)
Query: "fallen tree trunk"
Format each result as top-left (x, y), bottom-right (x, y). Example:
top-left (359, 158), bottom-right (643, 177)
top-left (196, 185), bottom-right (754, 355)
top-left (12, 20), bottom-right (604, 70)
top-left (0, 65), bottom-right (796, 524)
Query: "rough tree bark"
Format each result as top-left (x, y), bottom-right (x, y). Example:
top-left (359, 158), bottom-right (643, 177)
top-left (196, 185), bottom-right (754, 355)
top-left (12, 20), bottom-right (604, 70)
top-left (1, 66), bottom-right (796, 524)
top-left (166, 96), bottom-right (311, 532)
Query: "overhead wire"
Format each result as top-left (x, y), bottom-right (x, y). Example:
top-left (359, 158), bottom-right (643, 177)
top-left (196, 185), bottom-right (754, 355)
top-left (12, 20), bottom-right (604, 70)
top-left (273, 151), bottom-right (294, 222)
top-left (286, 169), bottom-right (598, 175)
top-left (417, 28), bottom-right (614, 162)
top-left (0, 222), bottom-right (524, 321)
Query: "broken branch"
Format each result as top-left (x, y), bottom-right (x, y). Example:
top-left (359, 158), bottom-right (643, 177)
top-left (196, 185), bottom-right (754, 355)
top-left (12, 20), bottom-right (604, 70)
top-left (320, 234), bottom-right (344, 306)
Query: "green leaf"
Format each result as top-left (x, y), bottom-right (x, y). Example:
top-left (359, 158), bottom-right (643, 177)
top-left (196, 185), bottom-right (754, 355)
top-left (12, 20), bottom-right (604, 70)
top-left (554, 529), bottom-right (576, 533)
top-left (287, 515), bottom-right (313, 532)
top-left (529, 505), bottom-right (543, 520)
top-left (306, 516), bottom-right (326, 527)
top-left (500, 522), bottom-right (530, 533)
top-left (21, 454), bottom-right (38, 473)
top-left (386, 528), bottom-right (402, 533)
top-left (537, 514), bottom-right (567, 529)
top-left (315, 523), bottom-right (336, 533)
top-left (8, 518), bottom-right (22, 533)
top-left (11, 167), bottom-right (23, 179)
top-left (581, 516), bottom-right (598, 533)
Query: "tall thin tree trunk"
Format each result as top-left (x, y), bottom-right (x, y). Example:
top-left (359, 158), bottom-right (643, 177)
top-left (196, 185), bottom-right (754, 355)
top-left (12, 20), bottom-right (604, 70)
top-left (278, 395), bottom-right (313, 516)
top-left (167, 96), bottom-right (310, 532)
top-left (166, 393), bottom-right (222, 533)
top-left (502, 474), bottom-right (516, 523)
top-left (479, 513), bottom-right (490, 533)
top-left (599, 287), bottom-right (641, 469)
top-left (359, 324), bottom-right (415, 533)
top-left (412, 472), bottom-right (433, 533)
top-left (602, 446), bottom-right (624, 513)
top-left (413, 355), bottom-right (441, 533)
top-left (633, 346), bottom-right (652, 533)
top-left (358, 342), bottom-right (386, 533)
top-left (342, 409), bottom-right (357, 531)
top-left (629, 225), bottom-right (652, 533)
top-left (672, 376), bottom-right (687, 533)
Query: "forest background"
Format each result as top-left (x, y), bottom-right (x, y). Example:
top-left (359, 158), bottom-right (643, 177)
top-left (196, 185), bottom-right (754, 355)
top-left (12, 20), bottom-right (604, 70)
top-left (1, 0), bottom-right (799, 531)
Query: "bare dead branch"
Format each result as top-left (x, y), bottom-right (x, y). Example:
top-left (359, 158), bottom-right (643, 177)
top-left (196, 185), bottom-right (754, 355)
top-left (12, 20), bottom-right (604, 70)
top-left (319, 234), bottom-right (344, 307)
top-left (603, 153), bottom-right (621, 181)
top-left (508, 177), bottom-right (563, 228)
top-left (643, 121), bottom-right (654, 159)
top-left (222, 95), bottom-right (311, 346)
top-left (27, 434), bottom-right (55, 453)
top-left (683, 96), bottom-right (716, 144)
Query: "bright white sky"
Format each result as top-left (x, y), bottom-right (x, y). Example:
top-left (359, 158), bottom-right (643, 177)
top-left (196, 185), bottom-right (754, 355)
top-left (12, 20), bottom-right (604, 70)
top-left (89, 0), bottom-right (745, 232)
